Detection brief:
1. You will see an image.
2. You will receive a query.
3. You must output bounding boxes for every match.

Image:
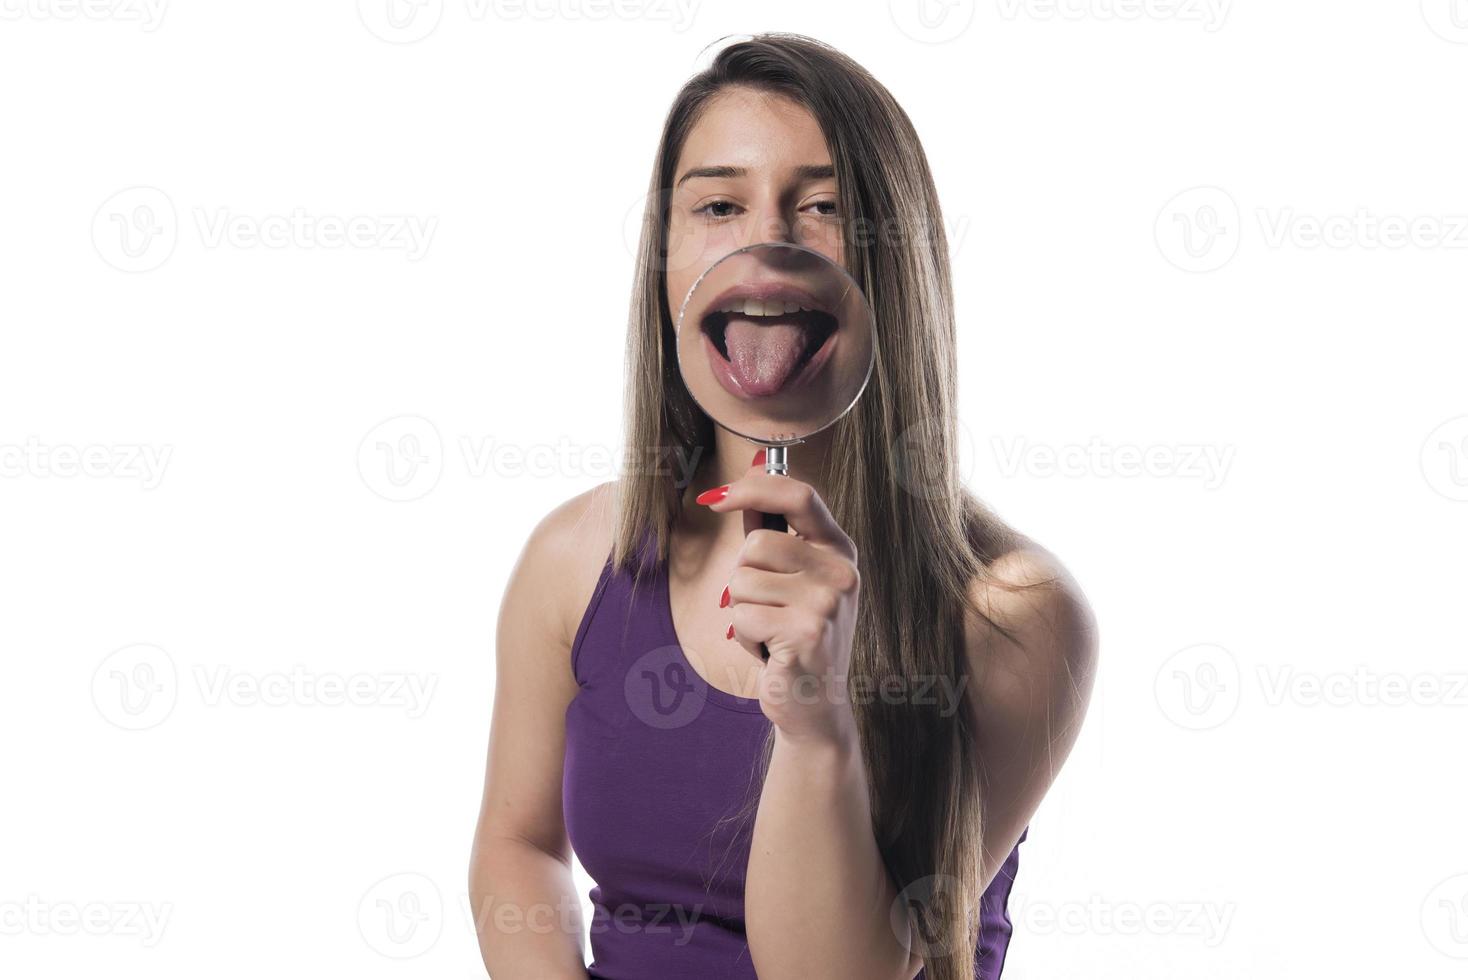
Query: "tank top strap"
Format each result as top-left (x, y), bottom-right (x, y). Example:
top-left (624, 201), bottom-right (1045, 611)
top-left (568, 525), bottom-right (767, 719)
top-left (568, 528), bottom-right (675, 687)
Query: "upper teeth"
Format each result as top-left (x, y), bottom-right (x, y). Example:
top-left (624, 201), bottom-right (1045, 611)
top-left (718, 299), bottom-right (810, 316)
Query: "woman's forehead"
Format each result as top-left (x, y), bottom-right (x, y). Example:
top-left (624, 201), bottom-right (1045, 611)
top-left (677, 89), bottom-right (832, 176)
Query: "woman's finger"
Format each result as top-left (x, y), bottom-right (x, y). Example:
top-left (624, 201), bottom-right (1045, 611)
top-left (740, 450), bottom-right (778, 537)
top-left (698, 473), bottom-right (856, 559)
top-left (742, 500), bottom-right (789, 539)
top-left (729, 601), bottom-right (780, 662)
top-left (736, 528), bottom-right (813, 574)
top-left (727, 565), bottom-right (796, 608)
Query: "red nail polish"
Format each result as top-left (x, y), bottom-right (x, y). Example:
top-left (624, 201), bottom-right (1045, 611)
top-left (719, 585), bottom-right (730, 608)
top-left (696, 485), bottom-right (730, 505)
top-left (751, 449), bottom-right (766, 468)
top-left (725, 623), bottom-right (735, 640)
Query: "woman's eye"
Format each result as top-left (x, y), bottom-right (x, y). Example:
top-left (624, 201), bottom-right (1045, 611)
top-left (804, 199), bottom-right (839, 218)
top-left (695, 200), bottom-right (741, 220)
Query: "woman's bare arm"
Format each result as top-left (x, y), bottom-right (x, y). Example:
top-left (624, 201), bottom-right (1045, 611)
top-left (746, 544), bottom-right (1096, 980)
top-left (749, 724), bottom-right (918, 979)
top-left (469, 485), bottom-right (613, 978)
top-left (965, 547), bottom-right (1098, 897)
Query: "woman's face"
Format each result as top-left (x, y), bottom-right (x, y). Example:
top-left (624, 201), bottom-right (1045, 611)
top-left (665, 88), bottom-right (873, 434)
top-left (665, 86), bottom-right (842, 314)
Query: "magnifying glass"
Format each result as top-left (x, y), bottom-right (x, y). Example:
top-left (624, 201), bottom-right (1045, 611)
top-left (675, 241), bottom-right (877, 651)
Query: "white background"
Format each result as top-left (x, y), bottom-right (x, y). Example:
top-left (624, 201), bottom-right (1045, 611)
top-left (2, 1), bottom-right (1466, 977)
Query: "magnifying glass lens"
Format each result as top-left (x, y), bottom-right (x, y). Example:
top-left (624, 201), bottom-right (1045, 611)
top-left (675, 242), bottom-right (875, 448)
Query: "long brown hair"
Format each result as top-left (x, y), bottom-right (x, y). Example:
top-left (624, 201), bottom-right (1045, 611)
top-left (616, 34), bottom-right (1027, 980)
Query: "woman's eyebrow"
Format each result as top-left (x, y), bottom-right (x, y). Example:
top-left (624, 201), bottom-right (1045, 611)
top-left (674, 163), bottom-right (835, 187)
top-left (792, 164), bottom-right (835, 182)
top-left (676, 165), bottom-right (745, 187)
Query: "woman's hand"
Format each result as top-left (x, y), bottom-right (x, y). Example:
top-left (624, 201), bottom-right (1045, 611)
top-left (696, 459), bottom-right (861, 746)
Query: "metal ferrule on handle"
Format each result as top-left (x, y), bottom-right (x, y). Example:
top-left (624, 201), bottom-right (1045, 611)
top-left (763, 444), bottom-right (788, 477)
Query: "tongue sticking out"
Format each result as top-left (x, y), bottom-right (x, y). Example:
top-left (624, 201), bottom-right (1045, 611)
top-left (723, 318), bottom-right (808, 396)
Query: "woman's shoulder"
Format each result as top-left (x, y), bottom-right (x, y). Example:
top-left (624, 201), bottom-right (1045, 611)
top-left (510, 481), bottom-right (618, 651)
top-left (956, 543), bottom-right (1097, 870)
top-left (524, 480), bottom-right (617, 554)
top-left (962, 544), bottom-right (1099, 720)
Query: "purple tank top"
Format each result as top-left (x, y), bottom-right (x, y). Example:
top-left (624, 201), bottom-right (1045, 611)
top-left (563, 544), bottom-right (1025, 979)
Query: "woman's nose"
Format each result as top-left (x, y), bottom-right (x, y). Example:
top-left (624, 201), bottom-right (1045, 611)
top-left (747, 207), bottom-right (794, 245)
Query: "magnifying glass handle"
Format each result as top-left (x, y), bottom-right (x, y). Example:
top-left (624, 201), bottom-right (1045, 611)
top-left (756, 446), bottom-right (791, 661)
top-left (759, 446), bottom-right (790, 534)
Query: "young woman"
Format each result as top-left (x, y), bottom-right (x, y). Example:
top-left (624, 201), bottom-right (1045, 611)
top-left (469, 34), bottom-right (1097, 980)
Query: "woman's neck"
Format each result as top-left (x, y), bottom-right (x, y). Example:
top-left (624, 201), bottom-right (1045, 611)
top-left (672, 426), bottom-right (834, 550)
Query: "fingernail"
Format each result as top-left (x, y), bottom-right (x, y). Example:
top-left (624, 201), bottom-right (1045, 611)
top-left (751, 449), bottom-right (766, 468)
top-left (696, 485), bottom-right (730, 505)
top-left (725, 623), bottom-right (735, 640)
top-left (719, 585), bottom-right (730, 608)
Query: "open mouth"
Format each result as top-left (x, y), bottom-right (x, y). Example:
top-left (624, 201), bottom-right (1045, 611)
top-left (699, 282), bottom-right (839, 398)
